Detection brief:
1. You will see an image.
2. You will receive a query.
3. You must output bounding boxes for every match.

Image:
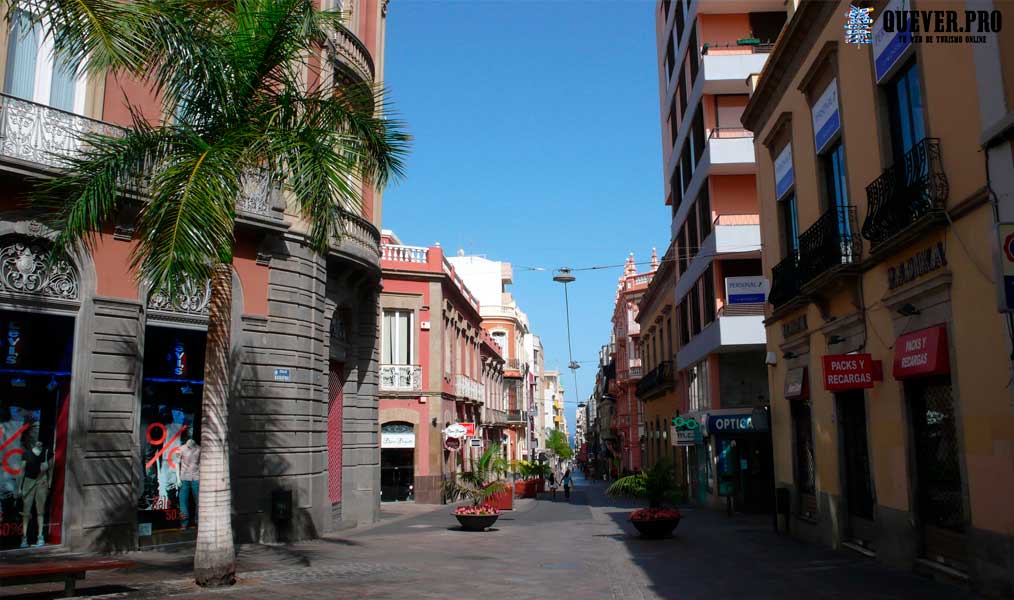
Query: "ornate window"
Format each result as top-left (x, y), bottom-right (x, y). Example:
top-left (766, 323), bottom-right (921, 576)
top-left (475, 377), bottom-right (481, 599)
top-left (0, 236), bottom-right (79, 300)
top-left (147, 276), bottom-right (211, 315)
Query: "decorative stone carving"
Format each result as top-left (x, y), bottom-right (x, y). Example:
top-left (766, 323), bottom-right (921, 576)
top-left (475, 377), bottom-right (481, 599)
top-left (236, 170), bottom-right (273, 217)
top-left (147, 275), bottom-right (211, 315)
top-left (0, 239), bottom-right (79, 300)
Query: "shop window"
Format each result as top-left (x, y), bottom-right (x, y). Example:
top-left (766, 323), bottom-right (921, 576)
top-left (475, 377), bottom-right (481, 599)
top-left (0, 311), bottom-right (73, 550)
top-left (138, 326), bottom-right (206, 536)
top-left (381, 309), bottom-right (412, 365)
top-left (792, 400), bottom-right (817, 518)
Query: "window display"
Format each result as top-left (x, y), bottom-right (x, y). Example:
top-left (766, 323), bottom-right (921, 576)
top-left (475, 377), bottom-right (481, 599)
top-left (0, 311), bottom-right (73, 551)
top-left (138, 326), bottom-right (205, 536)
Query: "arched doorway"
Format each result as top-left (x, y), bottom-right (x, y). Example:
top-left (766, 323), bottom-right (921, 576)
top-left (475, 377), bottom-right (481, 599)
top-left (380, 422), bottom-right (414, 502)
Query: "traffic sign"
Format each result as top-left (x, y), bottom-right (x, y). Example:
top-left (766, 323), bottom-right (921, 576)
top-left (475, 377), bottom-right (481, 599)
top-left (998, 224), bottom-right (1014, 312)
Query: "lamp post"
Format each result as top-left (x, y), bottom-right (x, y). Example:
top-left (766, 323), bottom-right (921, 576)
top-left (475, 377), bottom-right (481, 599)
top-left (553, 267), bottom-right (581, 436)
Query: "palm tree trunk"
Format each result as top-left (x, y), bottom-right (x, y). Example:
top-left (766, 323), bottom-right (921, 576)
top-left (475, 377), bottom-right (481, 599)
top-left (194, 263), bottom-right (236, 586)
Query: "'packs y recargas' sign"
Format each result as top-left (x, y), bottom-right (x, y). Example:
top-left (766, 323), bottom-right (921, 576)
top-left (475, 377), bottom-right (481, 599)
top-left (822, 354), bottom-right (875, 391)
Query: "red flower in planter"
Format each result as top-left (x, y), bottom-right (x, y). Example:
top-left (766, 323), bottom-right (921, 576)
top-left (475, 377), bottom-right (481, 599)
top-left (454, 504), bottom-right (501, 516)
top-left (629, 508), bottom-right (682, 521)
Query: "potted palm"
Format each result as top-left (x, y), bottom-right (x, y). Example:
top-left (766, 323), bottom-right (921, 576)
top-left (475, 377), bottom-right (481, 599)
top-left (444, 444), bottom-right (511, 531)
top-left (606, 459), bottom-right (684, 539)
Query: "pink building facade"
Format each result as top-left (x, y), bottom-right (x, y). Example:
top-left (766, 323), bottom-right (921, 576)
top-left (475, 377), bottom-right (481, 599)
top-left (378, 233), bottom-right (504, 504)
top-left (609, 252), bottom-right (657, 474)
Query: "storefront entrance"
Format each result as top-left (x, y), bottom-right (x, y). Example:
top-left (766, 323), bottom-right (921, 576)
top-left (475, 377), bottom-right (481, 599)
top-left (715, 436), bottom-right (773, 513)
top-left (837, 390), bottom-right (875, 547)
top-left (908, 375), bottom-right (966, 568)
top-left (380, 422), bottom-right (415, 502)
top-left (0, 311), bottom-right (73, 550)
top-left (137, 326), bottom-right (206, 545)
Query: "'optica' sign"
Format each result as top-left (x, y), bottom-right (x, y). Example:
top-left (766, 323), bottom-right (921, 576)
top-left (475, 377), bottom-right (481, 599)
top-left (706, 412), bottom-right (768, 435)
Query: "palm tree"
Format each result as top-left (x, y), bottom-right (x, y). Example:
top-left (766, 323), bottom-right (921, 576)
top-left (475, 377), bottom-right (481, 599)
top-left (606, 459), bottom-right (682, 508)
top-left (443, 444), bottom-right (511, 506)
top-left (28, 0), bottom-right (408, 586)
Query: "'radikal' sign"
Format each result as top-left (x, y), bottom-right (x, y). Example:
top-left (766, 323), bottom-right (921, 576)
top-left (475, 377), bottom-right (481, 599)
top-left (822, 354), bottom-right (875, 391)
top-left (887, 242), bottom-right (946, 290)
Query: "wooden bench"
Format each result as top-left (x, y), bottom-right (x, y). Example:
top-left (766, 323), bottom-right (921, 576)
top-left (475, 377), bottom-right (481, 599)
top-left (0, 558), bottom-right (135, 597)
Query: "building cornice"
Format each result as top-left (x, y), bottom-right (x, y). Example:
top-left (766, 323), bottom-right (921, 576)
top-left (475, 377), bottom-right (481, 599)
top-left (742, 0), bottom-right (839, 134)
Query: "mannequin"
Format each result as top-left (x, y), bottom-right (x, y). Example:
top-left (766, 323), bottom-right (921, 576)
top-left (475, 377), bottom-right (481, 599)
top-left (176, 438), bottom-right (200, 530)
top-left (18, 441), bottom-right (50, 548)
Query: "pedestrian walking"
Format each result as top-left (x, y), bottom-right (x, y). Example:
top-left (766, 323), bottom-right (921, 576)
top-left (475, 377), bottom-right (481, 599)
top-left (562, 469), bottom-right (573, 500)
top-left (548, 470), bottom-right (557, 500)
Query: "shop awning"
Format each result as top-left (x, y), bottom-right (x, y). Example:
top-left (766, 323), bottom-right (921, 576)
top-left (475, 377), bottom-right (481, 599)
top-left (893, 324), bottom-right (950, 379)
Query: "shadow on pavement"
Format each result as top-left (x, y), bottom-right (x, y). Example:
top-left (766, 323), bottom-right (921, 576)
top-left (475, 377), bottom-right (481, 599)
top-left (573, 472), bottom-right (978, 600)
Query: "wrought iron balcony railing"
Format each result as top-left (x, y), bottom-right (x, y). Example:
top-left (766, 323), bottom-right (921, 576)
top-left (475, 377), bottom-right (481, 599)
top-left (769, 252), bottom-right (802, 308)
top-left (797, 205), bottom-right (862, 285)
top-left (635, 361), bottom-right (674, 400)
top-left (861, 138), bottom-right (948, 251)
top-left (379, 364), bottom-right (422, 392)
top-left (0, 94), bottom-right (281, 222)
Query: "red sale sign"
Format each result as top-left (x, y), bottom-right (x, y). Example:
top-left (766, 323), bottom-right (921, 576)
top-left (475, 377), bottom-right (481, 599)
top-left (460, 422), bottom-right (476, 437)
top-left (822, 354), bottom-right (875, 391)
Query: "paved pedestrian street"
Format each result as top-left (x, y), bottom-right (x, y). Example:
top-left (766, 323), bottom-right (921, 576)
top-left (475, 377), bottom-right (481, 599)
top-left (1, 475), bottom-right (977, 600)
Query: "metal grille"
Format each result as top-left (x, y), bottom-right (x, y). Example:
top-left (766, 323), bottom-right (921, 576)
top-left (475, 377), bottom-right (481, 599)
top-left (328, 362), bottom-right (344, 504)
top-left (793, 402), bottom-right (816, 495)
top-left (911, 379), bottom-right (964, 532)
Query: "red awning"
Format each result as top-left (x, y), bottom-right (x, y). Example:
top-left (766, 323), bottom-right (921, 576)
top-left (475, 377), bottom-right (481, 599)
top-left (893, 325), bottom-right (950, 379)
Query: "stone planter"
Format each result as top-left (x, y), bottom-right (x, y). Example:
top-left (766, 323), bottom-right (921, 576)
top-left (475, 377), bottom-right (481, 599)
top-left (454, 513), bottom-right (500, 531)
top-left (489, 488), bottom-right (513, 511)
top-left (630, 517), bottom-right (681, 539)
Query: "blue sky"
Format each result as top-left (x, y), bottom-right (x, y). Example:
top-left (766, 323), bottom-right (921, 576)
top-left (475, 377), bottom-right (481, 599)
top-left (383, 0), bottom-right (668, 439)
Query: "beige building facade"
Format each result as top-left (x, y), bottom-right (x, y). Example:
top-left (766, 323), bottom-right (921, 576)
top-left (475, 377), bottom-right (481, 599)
top-left (743, 1), bottom-right (1014, 595)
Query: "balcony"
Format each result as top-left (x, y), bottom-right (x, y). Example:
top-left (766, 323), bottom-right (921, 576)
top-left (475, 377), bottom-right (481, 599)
top-left (707, 128), bottom-right (757, 174)
top-left (485, 408), bottom-right (508, 425)
top-left (862, 138), bottom-right (948, 258)
top-left (700, 44), bottom-right (773, 95)
top-left (454, 375), bottom-right (484, 403)
top-left (507, 410), bottom-right (527, 424)
top-left (505, 357), bottom-right (523, 374)
top-left (0, 94), bottom-right (288, 227)
top-left (381, 242), bottom-right (425, 263)
top-left (635, 361), bottom-right (674, 401)
top-left (769, 252), bottom-right (803, 309)
top-left (379, 364), bottom-right (422, 392)
top-left (332, 210), bottom-right (382, 262)
top-left (327, 27), bottom-right (375, 84)
top-left (676, 310), bottom-right (766, 370)
top-left (798, 205), bottom-right (862, 292)
top-left (382, 243), bottom-right (428, 263)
